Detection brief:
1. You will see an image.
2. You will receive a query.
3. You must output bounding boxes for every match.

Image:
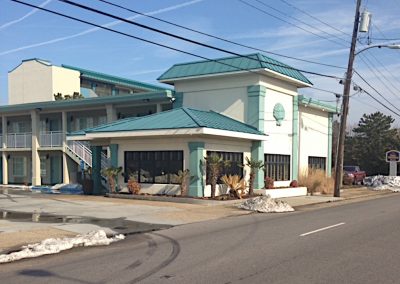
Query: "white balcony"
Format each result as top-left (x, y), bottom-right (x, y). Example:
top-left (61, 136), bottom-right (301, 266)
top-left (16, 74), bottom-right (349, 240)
top-left (7, 133), bottom-right (32, 148)
top-left (39, 131), bottom-right (63, 147)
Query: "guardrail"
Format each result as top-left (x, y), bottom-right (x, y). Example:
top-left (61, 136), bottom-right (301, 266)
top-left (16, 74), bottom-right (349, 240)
top-left (7, 133), bottom-right (32, 148)
top-left (39, 131), bottom-right (63, 147)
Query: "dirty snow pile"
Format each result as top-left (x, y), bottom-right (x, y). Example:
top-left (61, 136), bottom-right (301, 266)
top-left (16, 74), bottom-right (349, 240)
top-left (0, 230), bottom-right (125, 264)
top-left (363, 175), bottom-right (400, 192)
top-left (239, 195), bottom-right (294, 213)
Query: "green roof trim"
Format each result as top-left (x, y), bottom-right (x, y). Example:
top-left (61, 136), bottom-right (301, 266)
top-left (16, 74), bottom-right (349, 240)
top-left (62, 64), bottom-right (170, 92)
top-left (158, 53), bottom-right (312, 85)
top-left (0, 91), bottom-right (173, 114)
top-left (74, 107), bottom-right (265, 136)
top-left (298, 95), bottom-right (339, 113)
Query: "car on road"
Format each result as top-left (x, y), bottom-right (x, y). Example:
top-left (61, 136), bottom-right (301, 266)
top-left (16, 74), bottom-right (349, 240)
top-left (343, 165), bottom-right (366, 185)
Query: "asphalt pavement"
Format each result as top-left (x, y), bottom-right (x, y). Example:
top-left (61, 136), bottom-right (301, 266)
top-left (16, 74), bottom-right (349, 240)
top-left (0, 192), bottom-right (399, 283)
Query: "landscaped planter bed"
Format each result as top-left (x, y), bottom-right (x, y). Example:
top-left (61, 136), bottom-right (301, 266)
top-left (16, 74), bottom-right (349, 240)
top-left (255, 187), bottom-right (307, 198)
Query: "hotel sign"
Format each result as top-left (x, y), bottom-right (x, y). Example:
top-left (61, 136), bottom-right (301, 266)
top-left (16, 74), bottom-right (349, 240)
top-left (386, 150), bottom-right (400, 162)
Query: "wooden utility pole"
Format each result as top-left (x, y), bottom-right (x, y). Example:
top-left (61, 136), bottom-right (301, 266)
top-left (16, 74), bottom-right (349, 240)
top-left (334, 0), bottom-right (362, 197)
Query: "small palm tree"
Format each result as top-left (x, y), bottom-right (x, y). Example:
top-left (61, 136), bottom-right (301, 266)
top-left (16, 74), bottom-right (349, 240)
top-left (101, 166), bottom-right (122, 193)
top-left (177, 169), bottom-right (190, 196)
top-left (245, 157), bottom-right (264, 196)
top-left (205, 154), bottom-right (227, 198)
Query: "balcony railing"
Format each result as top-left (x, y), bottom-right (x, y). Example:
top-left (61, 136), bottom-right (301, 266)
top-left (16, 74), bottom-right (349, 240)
top-left (39, 131), bottom-right (63, 147)
top-left (0, 135), bottom-right (2, 148)
top-left (7, 133), bottom-right (32, 148)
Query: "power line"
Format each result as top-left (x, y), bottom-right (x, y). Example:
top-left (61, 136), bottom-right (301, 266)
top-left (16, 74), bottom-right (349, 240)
top-left (94, 0), bottom-right (345, 70)
top-left (11, 0), bottom-right (341, 82)
top-left (252, 0), bottom-right (350, 44)
top-left (237, 0), bottom-right (349, 48)
top-left (357, 87), bottom-right (400, 117)
top-left (369, 37), bottom-right (400, 41)
top-left (57, 0), bottom-right (342, 79)
top-left (353, 71), bottom-right (400, 115)
top-left (358, 53), bottom-right (400, 100)
top-left (277, 0), bottom-right (351, 38)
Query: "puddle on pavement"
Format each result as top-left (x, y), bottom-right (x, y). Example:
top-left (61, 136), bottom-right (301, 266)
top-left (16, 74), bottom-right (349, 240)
top-left (0, 210), bottom-right (171, 235)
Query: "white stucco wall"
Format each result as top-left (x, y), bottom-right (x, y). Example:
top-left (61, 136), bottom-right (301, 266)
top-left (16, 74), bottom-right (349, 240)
top-left (112, 135), bottom-right (252, 196)
top-left (298, 106), bottom-right (329, 174)
top-left (8, 60), bottom-right (80, 105)
top-left (175, 73), bottom-right (259, 122)
top-left (263, 88), bottom-right (294, 156)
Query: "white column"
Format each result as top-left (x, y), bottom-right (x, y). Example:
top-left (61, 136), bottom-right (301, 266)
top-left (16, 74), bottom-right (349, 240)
top-left (62, 111), bottom-right (69, 184)
top-left (156, 103), bottom-right (162, 113)
top-left (2, 116), bottom-right (8, 184)
top-left (31, 110), bottom-right (41, 186)
top-left (106, 104), bottom-right (117, 123)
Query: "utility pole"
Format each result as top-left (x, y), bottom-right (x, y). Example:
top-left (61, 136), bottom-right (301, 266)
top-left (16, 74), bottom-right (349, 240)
top-left (334, 0), bottom-right (362, 197)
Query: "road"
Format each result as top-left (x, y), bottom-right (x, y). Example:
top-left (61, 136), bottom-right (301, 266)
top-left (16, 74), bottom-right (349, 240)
top-left (1, 194), bottom-right (400, 283)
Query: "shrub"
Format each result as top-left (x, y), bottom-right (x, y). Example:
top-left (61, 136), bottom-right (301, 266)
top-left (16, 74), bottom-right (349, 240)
top-left (264, 176), bottom-right (275, 189)
top-left (220, 174), bottom-right (246, 199)
top-left (299, 168), bottom-right (333, 195)
top-left (290, 180), bottom-right (298, 187)
top-left (127, 175), bottom-right (141, 195)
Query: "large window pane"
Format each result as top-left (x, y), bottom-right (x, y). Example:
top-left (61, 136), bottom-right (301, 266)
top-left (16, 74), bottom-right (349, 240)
top-left (265, 154), bottom-right (290, 181)
top-left (308, 156), bottom-right (326, 171)
top-left (206, 151), bottom-right (243, 185)
top-left (124, 151), bottom-right (183, 184)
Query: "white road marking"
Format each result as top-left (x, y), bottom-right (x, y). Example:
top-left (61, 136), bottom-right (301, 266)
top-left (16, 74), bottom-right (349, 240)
top-left (300, 222), bottom-right (345, 237)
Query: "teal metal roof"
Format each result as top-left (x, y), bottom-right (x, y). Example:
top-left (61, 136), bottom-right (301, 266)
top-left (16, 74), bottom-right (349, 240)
top-left (0, 91), bottom-right (173, 114)
top-left (158, 53), bottom-right (312, 85)
top-left (75, 107), bottom-right (265, 136)
top-left (62, 64), bottom-right (170, 92)
top-left (298, 95), bottom-right (339, 113)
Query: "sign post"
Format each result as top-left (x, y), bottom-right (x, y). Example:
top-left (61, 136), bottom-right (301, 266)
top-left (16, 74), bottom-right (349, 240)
top-left (386, 150), bottom-right (400, 176)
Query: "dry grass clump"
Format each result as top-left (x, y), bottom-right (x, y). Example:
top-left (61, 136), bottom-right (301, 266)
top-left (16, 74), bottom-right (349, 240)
top-left (299, 168), bottom-right (334, 195)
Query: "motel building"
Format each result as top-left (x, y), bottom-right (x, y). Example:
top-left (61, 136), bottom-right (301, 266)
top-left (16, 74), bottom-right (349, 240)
top-left (1, 54), bottom-right (337, 197)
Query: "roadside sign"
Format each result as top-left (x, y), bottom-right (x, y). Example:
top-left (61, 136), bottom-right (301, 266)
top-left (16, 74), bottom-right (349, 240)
top-left (386, 150), bottom-right (400, 162)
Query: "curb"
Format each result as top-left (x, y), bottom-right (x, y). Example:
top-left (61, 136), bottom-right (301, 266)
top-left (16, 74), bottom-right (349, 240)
top-left (106, 193), bottom-right (244, 206)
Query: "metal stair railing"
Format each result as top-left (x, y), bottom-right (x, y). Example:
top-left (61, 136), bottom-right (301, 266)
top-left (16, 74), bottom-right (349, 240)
top-left (66, 140), bottom-right (112, 169)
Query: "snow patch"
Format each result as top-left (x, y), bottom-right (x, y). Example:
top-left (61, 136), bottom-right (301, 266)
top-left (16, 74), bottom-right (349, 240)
top-left (364, 175), bottom-right (400, 192)
top-left (0, 230), bottom-right (125, 264)
top-left (239, 195), bottom-right (294, 213)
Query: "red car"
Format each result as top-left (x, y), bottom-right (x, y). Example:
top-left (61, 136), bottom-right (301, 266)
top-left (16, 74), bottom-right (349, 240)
top-left (343, 165), bottom-right (366, 185)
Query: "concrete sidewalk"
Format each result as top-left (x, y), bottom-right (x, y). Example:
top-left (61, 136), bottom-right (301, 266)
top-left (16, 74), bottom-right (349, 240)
top-left (0, 187), bottom-right (394, 253)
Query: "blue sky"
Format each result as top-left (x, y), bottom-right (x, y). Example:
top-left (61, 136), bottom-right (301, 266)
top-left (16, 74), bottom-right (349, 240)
top-left (1, 0), bottom-right (400, 125)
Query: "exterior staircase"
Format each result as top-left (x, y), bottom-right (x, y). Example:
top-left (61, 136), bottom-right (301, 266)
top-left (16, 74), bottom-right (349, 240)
top-left (65, 141), bottom-right (111, 189)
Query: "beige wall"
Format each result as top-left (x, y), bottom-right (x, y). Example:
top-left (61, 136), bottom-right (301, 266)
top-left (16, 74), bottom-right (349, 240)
top-left (112, 135), bottom-right (252, 197)
top-left (51, 65), bottom-right (80, 98)
top-left (176, 73), bottom-right (259, 122)
top-left (8, 60), bottom-right (80, 105)
top-left (298, 106), bottom-right (329, 174)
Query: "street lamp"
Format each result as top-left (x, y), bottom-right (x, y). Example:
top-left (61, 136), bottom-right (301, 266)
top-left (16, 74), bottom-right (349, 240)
top-left (355, 44), bottom-right (400, 55)
top-left (334, 42), bottom-right (400, 197)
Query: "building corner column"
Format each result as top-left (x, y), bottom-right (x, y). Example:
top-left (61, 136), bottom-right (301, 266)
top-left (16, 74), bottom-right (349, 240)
top-left (327, 113), bottom-right (333, 177)
top-left (251, 141), bottom-right (264, 189)
top-left (110, 144), bottom-right (118, 168)
top-left (91, 146), bottom-right (102, 195)
top-left (61, 111), bottom-right (69, 184)
top-left (106, 104), bottom-right (117, 123)
top-left (172, 92), bottom-right (183, 108)
top-left (247, 85), bottom-right (266, 189)
top-left (2, 116), bottom-right (8, 185)
top-left (188, 142), bottom-right (205, 197)
top-left (292, 96), bottom-right (299, 180)
top-left (31, 110), bottom-right (41, 186)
